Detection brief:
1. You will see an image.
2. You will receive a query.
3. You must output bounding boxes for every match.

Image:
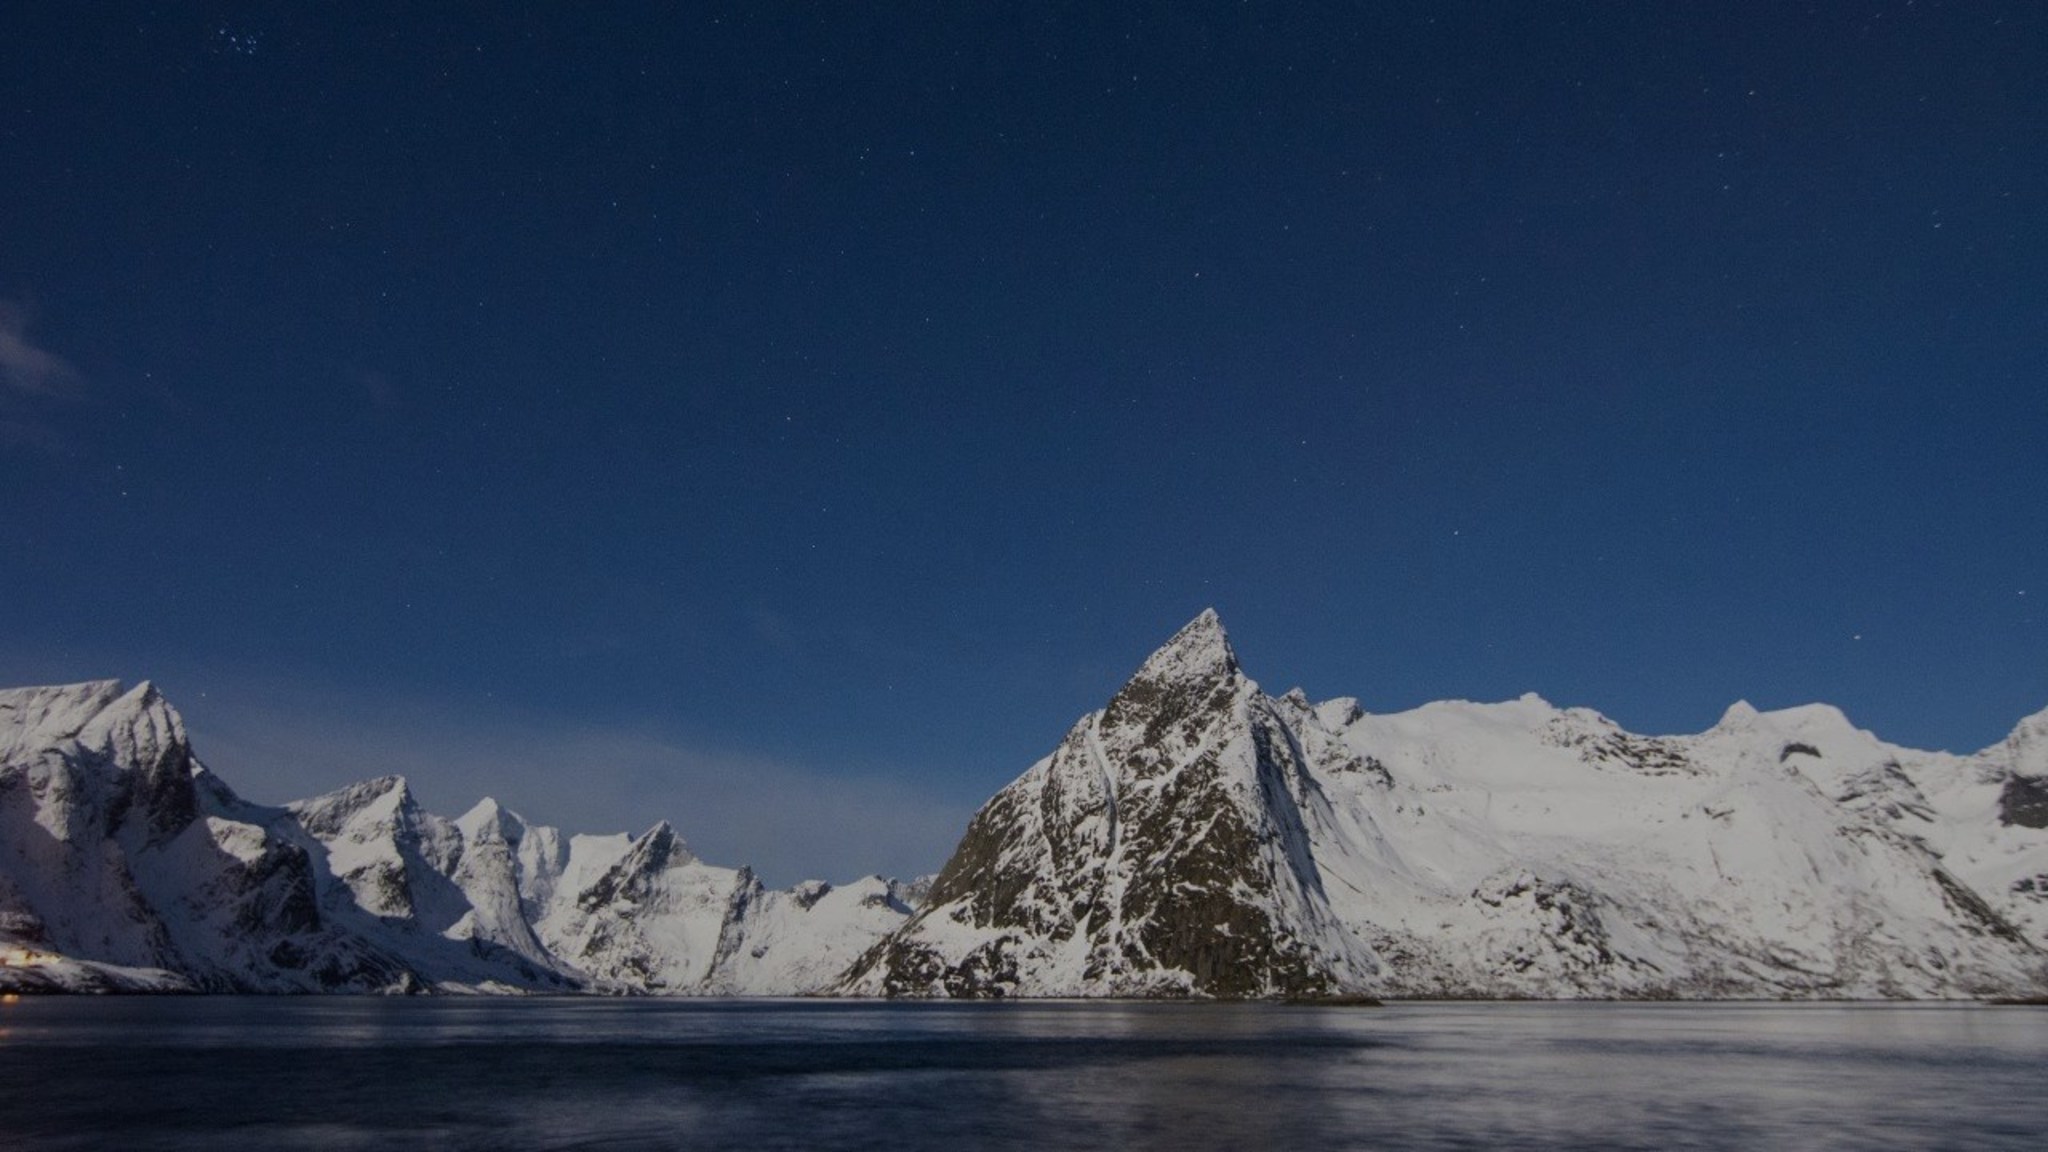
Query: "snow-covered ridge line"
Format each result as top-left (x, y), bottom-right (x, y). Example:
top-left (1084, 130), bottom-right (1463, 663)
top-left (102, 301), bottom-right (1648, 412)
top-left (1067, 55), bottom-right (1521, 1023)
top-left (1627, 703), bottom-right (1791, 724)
top-left (0, 679), bottom-right (919, 994)
top-left (7, 611), bottom-right (2048, 999)
top-left (839, 610), bottom-right (2048, 1000)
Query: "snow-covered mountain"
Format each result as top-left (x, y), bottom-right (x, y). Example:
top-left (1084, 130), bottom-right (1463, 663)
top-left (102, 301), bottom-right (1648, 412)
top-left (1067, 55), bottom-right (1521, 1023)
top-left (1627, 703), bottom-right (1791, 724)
top-left (0, 680), bottom-right (917, 993)
top-left (9, 614), bottom-right (2047, 999)
top-left (840, 610), bottom-right (2048, 999)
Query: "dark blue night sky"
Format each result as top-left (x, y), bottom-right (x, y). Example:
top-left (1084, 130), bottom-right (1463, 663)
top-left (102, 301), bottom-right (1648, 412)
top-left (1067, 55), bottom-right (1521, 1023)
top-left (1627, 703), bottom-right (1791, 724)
top-left (3, 3), bottom-right (2043, 882)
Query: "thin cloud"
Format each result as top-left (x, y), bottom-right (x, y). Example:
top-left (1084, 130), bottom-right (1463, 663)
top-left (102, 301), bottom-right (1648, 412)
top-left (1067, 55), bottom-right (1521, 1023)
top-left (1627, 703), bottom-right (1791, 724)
top-left (0, 300), bottom-right (84, 452)
top-left (0, 301), bottom-right (82, 400)
top-left (182, 685), bottom-right (972, 888)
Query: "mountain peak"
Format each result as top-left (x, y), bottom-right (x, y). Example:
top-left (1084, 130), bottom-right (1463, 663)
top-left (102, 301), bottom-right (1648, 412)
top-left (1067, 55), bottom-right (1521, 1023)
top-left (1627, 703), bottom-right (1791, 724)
top-left (1098, 609), bottom-right (1251, 745)
top-left (288, 773), bottom-right (418, 837)
top-left (367, 773), bottom-right (413, 801)
top-left (1, 679), bottom-right (178, 764)
top-left (1717, 700), bottom-right (1760, 730)
top-left (1761, 702), bottom-right (1858, 736)
top-left (1132, 608), bottom-right (1238, 685)
top-left (457, 796), bottom-right (525, 844)
top-left (74, 680), bottom-right (190, 775)
top-left (632, 820), bottom-right (693, 867)
top-left (1997, 702), bottom-right (2048, 774)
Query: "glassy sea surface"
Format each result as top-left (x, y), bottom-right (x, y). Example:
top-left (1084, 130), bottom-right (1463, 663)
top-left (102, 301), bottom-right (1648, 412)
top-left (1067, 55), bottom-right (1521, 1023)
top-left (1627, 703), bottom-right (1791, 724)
top-left (1, 998), bottom-right (2043, 1150)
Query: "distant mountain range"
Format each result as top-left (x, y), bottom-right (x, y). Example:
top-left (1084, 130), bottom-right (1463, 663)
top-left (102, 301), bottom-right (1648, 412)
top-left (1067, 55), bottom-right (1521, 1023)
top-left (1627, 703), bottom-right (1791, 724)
top-left (5, 612), bottom-right (2045, 997)
top-left (0, 680), bottom-right (914, 993)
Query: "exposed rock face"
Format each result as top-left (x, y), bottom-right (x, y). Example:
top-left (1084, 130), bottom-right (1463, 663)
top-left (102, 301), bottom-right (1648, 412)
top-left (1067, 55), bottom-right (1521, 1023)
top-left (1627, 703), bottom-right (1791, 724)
top-left (2000, 776), bottom-right (2048, 830)
top-left (841, 613), bottom-right (2048, 1000)
top-left (0, 681), bottom-right (917, 994)
top-left (843, 610), bottom-right (1380, 998)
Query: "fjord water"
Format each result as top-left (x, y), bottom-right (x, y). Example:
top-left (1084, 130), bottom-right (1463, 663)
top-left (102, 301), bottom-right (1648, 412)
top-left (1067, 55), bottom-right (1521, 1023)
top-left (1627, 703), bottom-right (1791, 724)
top-left (2, 1000), bottom-right (2042, 1150)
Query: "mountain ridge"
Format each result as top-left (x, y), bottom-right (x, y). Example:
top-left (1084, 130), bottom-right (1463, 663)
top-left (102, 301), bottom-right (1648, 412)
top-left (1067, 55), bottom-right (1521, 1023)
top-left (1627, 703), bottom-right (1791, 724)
top-left (839, 611), bottom-right (2048, 999)
top-left (6, 614), bottom-right (2047, 998)
top-left (0, 679), bottom-right (919, 994)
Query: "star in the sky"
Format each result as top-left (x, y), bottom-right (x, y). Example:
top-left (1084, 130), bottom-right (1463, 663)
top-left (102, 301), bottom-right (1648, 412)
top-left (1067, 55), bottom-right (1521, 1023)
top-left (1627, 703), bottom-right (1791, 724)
top-left (212, 28), bottom-right (260, 56)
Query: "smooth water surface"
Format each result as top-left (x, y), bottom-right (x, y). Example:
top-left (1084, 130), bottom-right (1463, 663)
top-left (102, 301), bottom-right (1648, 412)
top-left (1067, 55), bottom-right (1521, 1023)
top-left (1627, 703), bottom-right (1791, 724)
top-left (1, 998), bottom-right (2042, 1150)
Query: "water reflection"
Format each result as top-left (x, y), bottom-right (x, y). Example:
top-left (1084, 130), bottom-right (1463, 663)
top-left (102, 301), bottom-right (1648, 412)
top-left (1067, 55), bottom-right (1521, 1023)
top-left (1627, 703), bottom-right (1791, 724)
top-left (0, 1000), bottom-right (2041, 1150)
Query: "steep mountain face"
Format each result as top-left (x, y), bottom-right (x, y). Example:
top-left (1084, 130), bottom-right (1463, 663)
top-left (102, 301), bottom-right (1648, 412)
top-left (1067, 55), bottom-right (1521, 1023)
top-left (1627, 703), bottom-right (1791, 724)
top-left (0, 681), bottom-right (422, 992)
top-left (842, 612), bottom-right (2048, 999)
top-left (843, 611), bottom-right (1376, 997)
top-left (0, 681), bottom-right (915, 994)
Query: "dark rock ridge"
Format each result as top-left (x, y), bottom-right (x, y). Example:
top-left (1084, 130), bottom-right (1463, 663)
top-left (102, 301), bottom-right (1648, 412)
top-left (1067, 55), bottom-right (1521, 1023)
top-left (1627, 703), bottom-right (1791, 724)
top-left (2000, 775), bottom-right (2048, 830)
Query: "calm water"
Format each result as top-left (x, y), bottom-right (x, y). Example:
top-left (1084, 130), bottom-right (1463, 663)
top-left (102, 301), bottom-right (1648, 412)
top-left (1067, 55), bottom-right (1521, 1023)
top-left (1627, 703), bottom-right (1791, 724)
top-left (1, 998), bottom-right (2042, 1150)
